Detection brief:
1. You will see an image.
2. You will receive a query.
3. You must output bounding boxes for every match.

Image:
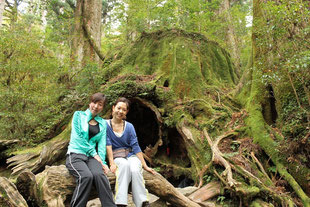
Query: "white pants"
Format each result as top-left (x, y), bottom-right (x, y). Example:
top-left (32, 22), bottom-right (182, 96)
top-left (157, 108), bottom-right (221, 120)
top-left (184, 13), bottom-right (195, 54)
top-left (114, 155), bottom-right (148, 207)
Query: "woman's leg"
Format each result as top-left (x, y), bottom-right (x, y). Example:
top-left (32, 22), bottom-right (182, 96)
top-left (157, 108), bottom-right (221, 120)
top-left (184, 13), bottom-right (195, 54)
top-left (128, 156), bottom-right (148, 207)
top-left (114, 158), bottom-right (131, 205)
top-left (87, 157), bottom-right (116, 207)
top-left (66, 153), bottom-right (93, 207)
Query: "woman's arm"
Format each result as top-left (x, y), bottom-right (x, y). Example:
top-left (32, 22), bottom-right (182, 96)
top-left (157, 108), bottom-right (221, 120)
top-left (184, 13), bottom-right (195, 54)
top-left (106, 146), bottom-right (117, 173)
top-left (136, 152), bottom-right (156, 174)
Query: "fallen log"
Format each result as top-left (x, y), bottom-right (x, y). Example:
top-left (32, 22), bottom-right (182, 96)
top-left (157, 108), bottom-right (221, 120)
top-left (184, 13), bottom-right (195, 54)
top-left (17, 165), bottom-right (201, 207)
top-left (7, 126), bottom-right (71, 175)
top-left (0, 176), bottom-right (28, 207)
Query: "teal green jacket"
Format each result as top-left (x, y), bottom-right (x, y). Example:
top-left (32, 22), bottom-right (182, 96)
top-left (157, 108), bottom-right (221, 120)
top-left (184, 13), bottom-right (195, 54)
top-left (67, 109), bottom-right (107, 164)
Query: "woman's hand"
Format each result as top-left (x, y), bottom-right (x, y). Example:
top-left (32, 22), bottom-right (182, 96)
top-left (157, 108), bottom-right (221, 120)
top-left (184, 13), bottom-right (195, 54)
top-left (94, 155), bottom-right (109, 174)
top-left (109, 163), bottom-right (117, 174)
top-left (144, 166), bottom-right (156, 175)
top-left (102, 164), bottom-right (109, 174)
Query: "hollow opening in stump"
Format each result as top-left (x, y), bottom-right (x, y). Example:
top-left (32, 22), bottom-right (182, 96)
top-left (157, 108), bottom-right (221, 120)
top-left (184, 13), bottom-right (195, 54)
top-left (157, 127), bottom-right (191, 167)
top-left (126, 98), bottom-right (160, 151)
top-left (155, 127), bottom-right (193, 186)
top-left (124, 98), bottom-right (192, 185)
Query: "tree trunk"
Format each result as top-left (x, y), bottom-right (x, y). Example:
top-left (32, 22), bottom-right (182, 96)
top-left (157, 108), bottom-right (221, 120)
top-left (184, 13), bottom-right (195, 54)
top-left (245, 0), bottom-right (310, 206)
top-left (220, 0), bottom-right (241, 78)
top-left (71, 0), bottom-right (102, 70)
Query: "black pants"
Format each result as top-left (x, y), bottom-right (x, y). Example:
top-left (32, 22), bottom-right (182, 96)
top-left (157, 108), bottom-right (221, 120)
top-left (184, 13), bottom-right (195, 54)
top-left (66, 153), bottom-right (116, 207)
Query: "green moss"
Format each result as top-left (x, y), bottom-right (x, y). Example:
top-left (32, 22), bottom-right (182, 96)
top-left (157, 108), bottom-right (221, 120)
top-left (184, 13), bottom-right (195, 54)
top-left (245, 63), bottom-right (310, 206)
top-left (102, 29), bottom-right (237, 100)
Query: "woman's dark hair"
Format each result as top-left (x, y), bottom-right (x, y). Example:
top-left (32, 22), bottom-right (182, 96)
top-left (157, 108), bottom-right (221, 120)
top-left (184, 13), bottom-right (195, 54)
top-left (90, 93), bottom-right (106, 104)
top-left (113, 97), bottom-right (130, 110)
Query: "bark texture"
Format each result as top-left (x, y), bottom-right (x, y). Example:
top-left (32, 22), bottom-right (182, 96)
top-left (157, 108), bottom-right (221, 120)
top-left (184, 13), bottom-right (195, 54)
top-left (220, 0), bottom-right (241, 77)
top-left (71, 0), bottom-right (102, 69)
top-left (0, 176), bottom-right (28, 207)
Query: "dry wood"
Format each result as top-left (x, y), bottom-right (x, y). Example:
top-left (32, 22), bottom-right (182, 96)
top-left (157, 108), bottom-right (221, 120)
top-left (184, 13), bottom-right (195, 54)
top-left (188, 181), bottom-right (221, 202)
top-left (7, 139), bottom-right (69, 175)
top-left (18, 165), bottom-right (201, 207)
top-left (16, 169), bottom-right (37, 207)
top-left (203, 129), bottom-right (238, 187)
top-left (0, 176), bottom-right (28, 207)
top-left (0, 139), bottom-right (19, 148)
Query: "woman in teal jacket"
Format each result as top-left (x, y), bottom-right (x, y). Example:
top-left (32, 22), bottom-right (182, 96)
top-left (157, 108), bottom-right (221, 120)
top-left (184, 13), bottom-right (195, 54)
top-left (66, 93), bottom-right (116, 207)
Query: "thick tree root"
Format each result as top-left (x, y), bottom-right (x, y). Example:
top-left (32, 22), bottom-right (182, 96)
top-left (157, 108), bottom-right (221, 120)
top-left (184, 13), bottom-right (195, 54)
top-left (246, 95), bottom-right (310, 206)
top-left (203, 129), bottom-right (239, 187)
top-left (202, 128), bottom-right (297, 206)
top-left (231, 162), bottom-right (295, 207)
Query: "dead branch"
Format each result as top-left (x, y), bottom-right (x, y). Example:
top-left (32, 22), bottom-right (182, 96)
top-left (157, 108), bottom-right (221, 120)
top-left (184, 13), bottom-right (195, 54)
top-left (250, 152), bottom-right (272, 183)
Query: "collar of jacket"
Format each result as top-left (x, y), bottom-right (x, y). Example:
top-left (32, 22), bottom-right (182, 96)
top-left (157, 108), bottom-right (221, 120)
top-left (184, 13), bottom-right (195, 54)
top-left (85, 108), bottom-right (102, 123)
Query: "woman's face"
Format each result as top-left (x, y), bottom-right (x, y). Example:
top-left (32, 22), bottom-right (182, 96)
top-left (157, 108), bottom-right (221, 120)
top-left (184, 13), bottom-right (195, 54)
top-left (112, 101), bottom-right (128, 120)
top-left (89, 101), bottom-right (104, 116)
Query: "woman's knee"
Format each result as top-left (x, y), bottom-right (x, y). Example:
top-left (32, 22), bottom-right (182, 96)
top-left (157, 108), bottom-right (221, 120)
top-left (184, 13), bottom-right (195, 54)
top-left (130, 165), bottom-right (142, 175)
top-left (91, 171), bottom-right (105, 180)
top-left (129, 158), bottom-right (142, 174)
top-left (116, 159), bottom-right (130, 170)
top-left (81, 172), bottom-right (93, 182)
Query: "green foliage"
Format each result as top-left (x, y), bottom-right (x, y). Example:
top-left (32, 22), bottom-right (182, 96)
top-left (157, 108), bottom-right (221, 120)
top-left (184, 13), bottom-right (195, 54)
top-left (0, 21), bottom-right (71, 145)
top-left (102, 0), bottom-right (252, 72)
top-left (217, 195), bottom-right (226, 205)
top-left (74, 62), bottom-right (105, 95)
top-left (254, 0), bottom-right (310, 141)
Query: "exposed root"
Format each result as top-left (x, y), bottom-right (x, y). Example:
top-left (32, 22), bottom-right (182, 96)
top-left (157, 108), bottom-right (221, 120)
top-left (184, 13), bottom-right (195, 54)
top-left (152, 159), bottom-right (192, 178)
top-left (19, 165), bottom-right (201, 207)
top-left (189, 181), bottom-right (221, 202)
top-left (197, 161), bottom-right (212, 188)
top-left (228, 157), bottom-right (296, 207)
top-left (250, 152), bottom-right (272, 183)
top-left (203, 128), bottom-right (239, 187)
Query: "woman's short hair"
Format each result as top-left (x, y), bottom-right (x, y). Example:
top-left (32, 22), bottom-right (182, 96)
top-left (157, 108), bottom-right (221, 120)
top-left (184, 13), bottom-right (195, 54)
top-left (90, 93), bottom-right (106, 104)
top-left (114, 97), bottom-right (130, 110)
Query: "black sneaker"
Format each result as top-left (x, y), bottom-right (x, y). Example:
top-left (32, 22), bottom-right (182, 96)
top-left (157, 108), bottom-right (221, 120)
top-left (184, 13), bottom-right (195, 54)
top-left (142, 201), bottom-right (150, 207)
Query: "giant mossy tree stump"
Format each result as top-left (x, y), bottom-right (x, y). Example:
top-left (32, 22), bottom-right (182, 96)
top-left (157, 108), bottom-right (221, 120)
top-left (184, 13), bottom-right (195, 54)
top-left (6, 29), bottom-right (309, 206)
